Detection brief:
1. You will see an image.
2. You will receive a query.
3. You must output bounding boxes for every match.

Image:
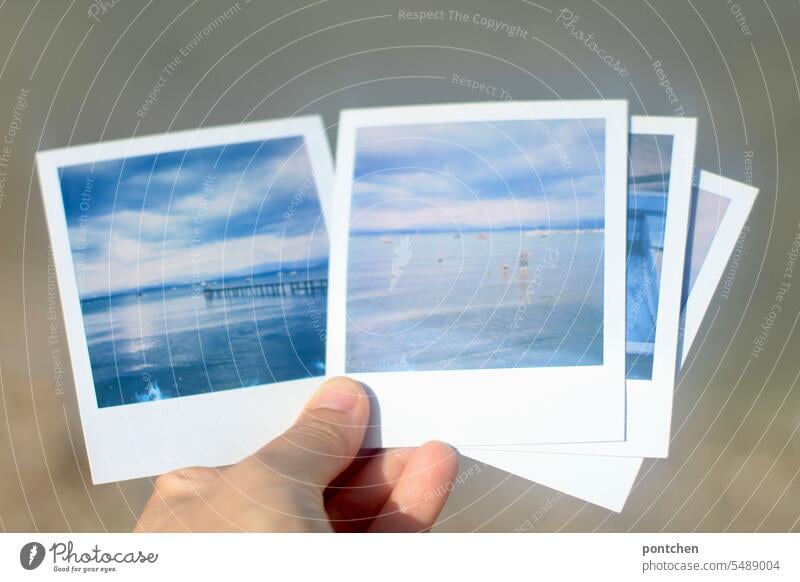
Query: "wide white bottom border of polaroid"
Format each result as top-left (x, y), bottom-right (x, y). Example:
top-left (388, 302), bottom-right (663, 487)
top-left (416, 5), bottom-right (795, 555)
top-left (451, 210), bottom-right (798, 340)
top-left (327, 100), bottom-right (629, 447)
top-left (464, 170), bottom-right (759, 511)
top-left (37, 116), bottom-right (336, 484)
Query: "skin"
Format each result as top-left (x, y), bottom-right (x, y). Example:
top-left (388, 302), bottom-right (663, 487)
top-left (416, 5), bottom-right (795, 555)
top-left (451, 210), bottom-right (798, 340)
top-left (135, 377), bottom-right (459, 532)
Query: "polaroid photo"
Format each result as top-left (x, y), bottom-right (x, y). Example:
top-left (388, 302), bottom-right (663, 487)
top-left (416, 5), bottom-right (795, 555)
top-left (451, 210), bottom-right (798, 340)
top-left (37, 116), bottom-right (335, 483)
top-left (680, 171), bottom-right (759, 364)
top-left (328, 100), bottom-right (630, 446)
top-left (469, 116), bottom-right (698, 458)
top-left (466, 170), bottom-right (759, 512)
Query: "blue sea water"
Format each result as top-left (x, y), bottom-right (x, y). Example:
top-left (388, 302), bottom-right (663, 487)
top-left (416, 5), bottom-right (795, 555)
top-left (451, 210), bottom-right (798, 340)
top-left (84, 267), bottom-right (327, 408)
top-left (624, 133), bottom-right (673, 380)
top-left (346, 230), bottom-right (604, 372)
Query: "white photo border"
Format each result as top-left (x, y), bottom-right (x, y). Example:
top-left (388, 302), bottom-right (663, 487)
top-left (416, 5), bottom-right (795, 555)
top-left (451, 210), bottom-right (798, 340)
top-left (466, 169), bottom-right (759, 512)
top-left (37, 116), bottom-right (335, 484)
top-left (680, 171), bottom-right (759, 364)
top-left (328, 100), bottom-right (629, 446)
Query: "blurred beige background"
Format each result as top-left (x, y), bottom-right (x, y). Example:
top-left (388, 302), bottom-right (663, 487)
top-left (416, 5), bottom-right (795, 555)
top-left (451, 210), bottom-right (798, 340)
top-left (1, 0), bottom-right (798, 532)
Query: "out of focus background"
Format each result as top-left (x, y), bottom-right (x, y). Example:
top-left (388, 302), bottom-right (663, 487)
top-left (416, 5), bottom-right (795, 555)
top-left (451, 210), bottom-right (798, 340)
top-left (1, 0), bottom-right (798, 532)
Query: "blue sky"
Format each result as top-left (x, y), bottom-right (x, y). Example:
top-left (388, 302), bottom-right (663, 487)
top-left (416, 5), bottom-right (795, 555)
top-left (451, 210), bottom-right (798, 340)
top-left (60, 137), bottom-right (327, 297)
top-left (350, 119), bottom-right (606, 234)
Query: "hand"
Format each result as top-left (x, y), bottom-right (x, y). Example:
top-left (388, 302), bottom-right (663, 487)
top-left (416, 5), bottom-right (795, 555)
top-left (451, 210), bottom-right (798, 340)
top-left (135, 377), bottom-right (459, 532)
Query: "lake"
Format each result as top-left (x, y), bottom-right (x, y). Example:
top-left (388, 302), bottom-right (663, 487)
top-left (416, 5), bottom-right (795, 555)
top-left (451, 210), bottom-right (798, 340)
top-left (346, 230), bottom-right (605, 372)
top-left (83, 267), bottom-right (327, 408)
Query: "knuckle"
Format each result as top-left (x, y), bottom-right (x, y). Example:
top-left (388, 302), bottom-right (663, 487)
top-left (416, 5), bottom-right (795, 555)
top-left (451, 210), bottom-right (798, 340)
top-left (153, 472), bottom-right (181, 494)
top-left (287, 419), bottom-right (347, 458)
top-left (153, 469), bottom-right (208, 498)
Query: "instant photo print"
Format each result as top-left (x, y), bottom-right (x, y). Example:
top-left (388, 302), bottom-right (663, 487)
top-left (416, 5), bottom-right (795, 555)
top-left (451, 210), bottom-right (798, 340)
top-left (680, 171), bottom-right (759, 364)
top-left (328, 100), bottom-right (630, 447)
top-left (470, 116), bottom-right (698, 458)
top-left (37, 116), bottom-right (335, 483)
top-left (469, 170), bottom-right (759, 512)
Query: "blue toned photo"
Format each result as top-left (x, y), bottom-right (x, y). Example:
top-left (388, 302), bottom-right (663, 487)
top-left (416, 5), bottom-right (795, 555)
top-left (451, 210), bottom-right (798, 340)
top-left (60, 137), bottom-right (328, 408)
top-left (346, 119), bottom-right (607, 372)
top-left (625, 134), bottom-right (673, 380)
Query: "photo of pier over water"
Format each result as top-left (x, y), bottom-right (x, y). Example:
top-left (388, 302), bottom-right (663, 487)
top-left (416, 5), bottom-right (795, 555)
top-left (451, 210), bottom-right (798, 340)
top-left (346, 119), bottom-right (607, 373)
top-left (625, 134), bottom-right (673, 380)
top-left (59, 137), bottom-right (328, 408)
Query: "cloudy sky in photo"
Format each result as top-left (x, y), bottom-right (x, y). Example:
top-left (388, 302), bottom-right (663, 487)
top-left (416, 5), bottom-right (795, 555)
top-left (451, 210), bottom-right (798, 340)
top-left (350, 118), bottom-right (606, 234)
top-left (60, 137), bottom-right (327, 297)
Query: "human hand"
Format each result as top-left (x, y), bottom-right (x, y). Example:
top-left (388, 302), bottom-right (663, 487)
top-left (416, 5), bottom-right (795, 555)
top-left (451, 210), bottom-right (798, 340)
top-left (135, 377), bottom-right (459, 532)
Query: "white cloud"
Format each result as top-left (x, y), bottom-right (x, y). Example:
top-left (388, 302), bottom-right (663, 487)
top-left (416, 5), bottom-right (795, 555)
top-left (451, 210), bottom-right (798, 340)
top-left (353, 170), bottom-right (466, 204)
top-left (77, 230), bottom-right (326, 297)
top-left (171, 151), bottom-right (310, 222)
top-left (350, 194), bottom-right (592, 233)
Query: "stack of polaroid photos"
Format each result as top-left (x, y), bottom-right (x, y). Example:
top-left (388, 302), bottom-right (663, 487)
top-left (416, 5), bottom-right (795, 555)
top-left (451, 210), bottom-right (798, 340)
top-left (37, 101), bottom-right (758, 512)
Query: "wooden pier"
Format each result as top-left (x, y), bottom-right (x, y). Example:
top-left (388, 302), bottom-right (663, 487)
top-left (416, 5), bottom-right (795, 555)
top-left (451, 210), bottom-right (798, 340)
top-left (202, 279), bottom-right (327, 299)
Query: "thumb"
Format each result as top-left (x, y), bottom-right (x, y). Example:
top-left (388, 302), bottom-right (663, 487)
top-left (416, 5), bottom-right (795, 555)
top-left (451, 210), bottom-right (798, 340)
top-left (250, 376), bottom-right (370, 490)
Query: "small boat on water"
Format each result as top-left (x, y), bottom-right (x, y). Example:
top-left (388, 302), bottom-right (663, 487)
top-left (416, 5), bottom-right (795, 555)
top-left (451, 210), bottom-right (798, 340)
top-left (519, 251), bottom-right (529, 268)
top-left (476, 233), bottom-right (489, 240)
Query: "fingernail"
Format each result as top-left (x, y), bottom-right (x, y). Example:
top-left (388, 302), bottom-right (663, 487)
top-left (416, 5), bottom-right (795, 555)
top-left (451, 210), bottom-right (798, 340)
top-left (310, 378), bottom-right (362, 411)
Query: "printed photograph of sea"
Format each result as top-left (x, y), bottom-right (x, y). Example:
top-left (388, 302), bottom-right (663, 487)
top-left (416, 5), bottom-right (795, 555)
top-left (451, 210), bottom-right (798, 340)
top-left (346, 119), bottom-right (607, 372)
top-left (625, 133), bottom-right (673, 380)
top-left (59, 137), bottom-right (328, 408)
